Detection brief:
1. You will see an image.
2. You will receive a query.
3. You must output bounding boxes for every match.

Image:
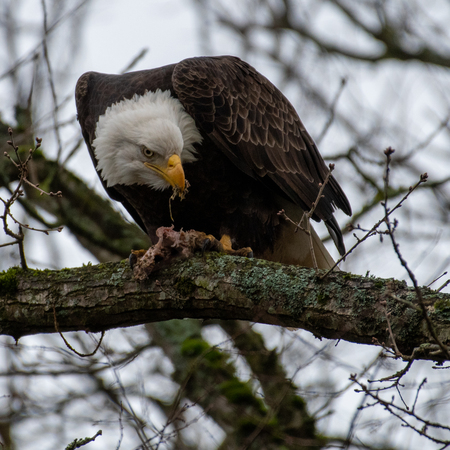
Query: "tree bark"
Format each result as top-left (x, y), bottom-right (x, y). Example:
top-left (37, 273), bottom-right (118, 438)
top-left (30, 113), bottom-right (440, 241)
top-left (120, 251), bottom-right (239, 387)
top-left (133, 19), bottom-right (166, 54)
top-left (1, 254), bottom-right (450, 360)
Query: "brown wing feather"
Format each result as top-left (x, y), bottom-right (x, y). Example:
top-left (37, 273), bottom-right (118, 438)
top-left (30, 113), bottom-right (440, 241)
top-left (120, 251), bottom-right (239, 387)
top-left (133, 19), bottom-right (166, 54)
top-left (172, 56), bottom-right (351, 223)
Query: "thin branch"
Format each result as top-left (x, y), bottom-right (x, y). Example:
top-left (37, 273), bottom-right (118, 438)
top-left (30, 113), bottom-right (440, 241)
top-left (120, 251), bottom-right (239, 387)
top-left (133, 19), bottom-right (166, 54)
top-left (120, 47), bottom-right (149, 74)
top-left (0, 0), bottom-right (91, 82)
top-left (278, 163), bottom-right (335, 270)
top-left (52, 305), bottom-right (105, 358)
top-left (382, 148), bottom-right (450, 360)
top-left (351, 375), bottom-right (450, 446)
top-left (316, 77), bottom-right (347, 145)
top-left (321, 151), bottom-right (429, 277)
top-left (1, 129), bottom-right (64, 268)
top-left (380, 300), bottom-right (402, 357)
top-left (41, 0), bottom-right (63, 161)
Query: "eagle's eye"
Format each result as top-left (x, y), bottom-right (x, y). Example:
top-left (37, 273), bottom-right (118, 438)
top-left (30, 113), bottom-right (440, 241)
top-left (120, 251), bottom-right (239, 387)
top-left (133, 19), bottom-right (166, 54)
top-left (141, 147), bottom-right (154, 158)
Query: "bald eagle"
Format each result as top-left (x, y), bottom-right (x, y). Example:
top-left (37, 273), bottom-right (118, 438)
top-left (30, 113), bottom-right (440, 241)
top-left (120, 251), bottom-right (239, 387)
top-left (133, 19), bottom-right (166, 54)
top-left (75, 55), bottom-right (351, 269)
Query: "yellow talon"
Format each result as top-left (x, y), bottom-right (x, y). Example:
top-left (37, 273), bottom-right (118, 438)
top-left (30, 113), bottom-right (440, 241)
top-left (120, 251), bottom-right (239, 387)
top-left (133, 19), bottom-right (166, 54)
top-left (220, 235), bottom-right (233, 251)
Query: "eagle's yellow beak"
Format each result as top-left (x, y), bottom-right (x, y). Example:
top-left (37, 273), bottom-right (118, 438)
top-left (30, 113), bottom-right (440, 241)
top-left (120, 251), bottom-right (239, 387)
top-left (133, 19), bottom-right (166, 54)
top-left (144, 154), bottom-right (185, 192)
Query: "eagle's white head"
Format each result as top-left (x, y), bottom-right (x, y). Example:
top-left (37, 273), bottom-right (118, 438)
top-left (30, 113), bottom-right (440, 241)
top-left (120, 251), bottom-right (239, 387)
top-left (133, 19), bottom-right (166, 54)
top-left (93, 89), bottom-right (202, 192)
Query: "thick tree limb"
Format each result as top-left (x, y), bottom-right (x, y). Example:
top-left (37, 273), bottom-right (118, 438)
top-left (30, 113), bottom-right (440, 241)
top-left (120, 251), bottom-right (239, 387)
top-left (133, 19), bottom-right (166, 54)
top-left (1, 254), bottom-right (450, 361)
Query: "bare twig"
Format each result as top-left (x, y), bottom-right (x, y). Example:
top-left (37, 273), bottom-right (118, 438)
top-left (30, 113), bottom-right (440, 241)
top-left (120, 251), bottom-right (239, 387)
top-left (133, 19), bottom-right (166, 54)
top-left (427, 271), bottom-right (448, 288)
top-left (279, 163), bottom-right (335, 270)
top-left (351, 375), bottom-right (450, 446)
top-left (316, 77), bottom-right (347, 145)
top-left (41, 0), bottom-right (63, 161)
top-left (321, 148), bottom-right (429, 278)
top-left (120, 47), bottom-right (149, 74)
top-left (371, 360), bottom-right (414, 384)
top-left (64, 430), bottom-right (102, 450)
top-left (438, 279), bottom-right (450, 293)
top-left (380, 300), bottom-right (402, 357)
top-left (53, 305), bottom-right (105, 358)
top-left (1, 129), bottom-right (63, 268)
top-left (382, 148), bottom-right (450, 360)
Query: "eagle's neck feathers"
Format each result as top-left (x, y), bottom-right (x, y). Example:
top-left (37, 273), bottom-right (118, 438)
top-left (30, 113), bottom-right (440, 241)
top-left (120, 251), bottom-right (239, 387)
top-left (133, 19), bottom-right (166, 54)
top-left (93, 89), bottom-right (202, 188)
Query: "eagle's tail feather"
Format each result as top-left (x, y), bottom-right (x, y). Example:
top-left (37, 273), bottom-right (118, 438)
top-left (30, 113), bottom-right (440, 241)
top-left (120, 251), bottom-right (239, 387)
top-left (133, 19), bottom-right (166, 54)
top-left (261, 219), bottom-right (336, 270)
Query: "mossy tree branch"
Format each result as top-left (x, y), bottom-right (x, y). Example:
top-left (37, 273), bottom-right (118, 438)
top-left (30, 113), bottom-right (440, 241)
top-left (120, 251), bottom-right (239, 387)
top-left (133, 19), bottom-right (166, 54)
top-left (1, 255), bottom-right (450, 361)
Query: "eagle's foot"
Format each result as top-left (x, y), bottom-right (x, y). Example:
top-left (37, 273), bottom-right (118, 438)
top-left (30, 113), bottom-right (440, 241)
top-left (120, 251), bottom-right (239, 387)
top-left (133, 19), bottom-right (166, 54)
top-left (201, 234), bottom-right (224, 255)
top-left (201, 233), bottom-right (253, 258)
top-left (132, 227), bottom-right (253, 280)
